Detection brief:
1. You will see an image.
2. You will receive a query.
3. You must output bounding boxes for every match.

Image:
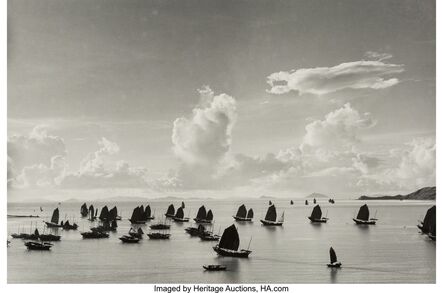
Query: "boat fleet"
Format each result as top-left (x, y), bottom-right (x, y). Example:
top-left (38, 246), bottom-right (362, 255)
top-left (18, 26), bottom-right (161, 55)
top-left (9, 200), bottom-right (436, 271)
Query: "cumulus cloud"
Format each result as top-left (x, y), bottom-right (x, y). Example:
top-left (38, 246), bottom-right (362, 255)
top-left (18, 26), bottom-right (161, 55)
top-left (172, 86), bottom-right (237, 167)
top-left (60, 138), bottom-right (149, 189)
top-left (266, 60), bottom-right (404, 95)
top-left (302, 103), bottom-right (376, 149)
top-left (8, 125), bottom-right (67, 188)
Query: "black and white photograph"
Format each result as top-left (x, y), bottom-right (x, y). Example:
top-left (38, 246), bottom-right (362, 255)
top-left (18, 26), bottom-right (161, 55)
top-left (4, 0), bottom-right (437, 286)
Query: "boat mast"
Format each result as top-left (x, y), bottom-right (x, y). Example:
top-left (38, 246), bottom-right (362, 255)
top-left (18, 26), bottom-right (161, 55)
top-left (247, 236), bottom-right (252, 250)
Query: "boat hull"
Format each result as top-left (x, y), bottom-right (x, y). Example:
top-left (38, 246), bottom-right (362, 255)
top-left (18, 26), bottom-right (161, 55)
top-left (203, 265), bottom-right (226, 271)
top-left (25, 242), bottom-right (52, 251)
top-left (194, 218), bottom-right (212, 224)
top-left (353, 218), bottom-right (377, 225)
top-left (129, 219), bottom-right (147, 224)
top-left (147, 233), bottom-right (170, 239)
top-left (173, 217), bottom-right (190, 222)
top-left (212, 246), bottom-right (251, 258)
top-left (308, 217), bottom-right (328, 223)
top-left (327, 262), bottom-right (342, 268)
top-left (164, 213), bottom-right (175, 218)
top-left (119, 236), bottom-right (140, 243)
top-left (45, 222), bottom-right (63, 228)
top-left (232, 216), bottom-right (252, 222)
top-left (260, 219), bottom-right (283, 226)
top-left (39, 235), bottom-right (61, 241)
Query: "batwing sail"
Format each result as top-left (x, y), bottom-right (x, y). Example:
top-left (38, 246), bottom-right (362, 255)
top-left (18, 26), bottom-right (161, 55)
top-left (247, 208), bottom-right (254, 219)
top-left (356, 204), bottom-right (370, 221)
top-left (265, 205), bottom-right (277, 222)
top-left (51, 208), bottom-right (59, 224)
top-left (311, 205), bottom-right (322, 220)
top-left (166, 204), bottom-right (175, 216)
top-left (206, 210), bottom-right (213, 221)
top-left (196, 205), bottom-right (207, 220)
top-left (175, 207), bottom-right (184, 219)
top-left (330, 247), bottom-right (337, 264)
top-left (219, 224), bottom-right (240, 251)
top-left (236, 204), bottom-right (247, 218)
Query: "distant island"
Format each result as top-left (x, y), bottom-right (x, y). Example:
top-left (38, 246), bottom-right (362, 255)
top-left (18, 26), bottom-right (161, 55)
top-left (358, 186), bottom-right (436, 200)
top-left (306, 192), bottom-right (328, 199)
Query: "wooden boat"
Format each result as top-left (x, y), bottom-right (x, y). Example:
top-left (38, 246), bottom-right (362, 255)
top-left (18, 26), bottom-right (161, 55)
top-left (39, 234), bottom-right (61, 241)
top-left (91, 219), bottom-right (117, 232)
top-left (45, 208), bottom-right (63, 228)
top-left (25, 241), bottom-right (53, 251)
top-left (165, 204), bottom-right (175, 218)
top-left (119, 235), bottom-right (140, 243)
top-left (200, 232), bottom-right (220, 241)
top-left (128, 227), bottom-right (144, 238)
top-left (173, 207), bottom-right (190, 222)
top-left (353, 204), bottom-right (377, 225)
top-left (327, 247), bottom-right (342, 268)
top-left (329, 199), bottom-right (335, 204)
top-left (62, 220), bottom-right (78, 230)
top-left (313, 198), bottom-right (317, 204)
top-left (233, 204), bottom-right (251, 222)
top-left (147, 232), bottom-right (170, 239)
top-left (194, 205), bottom-right (210, 223)
top-left (185, 224), bottom-right (206, 236)
top-left (305, 200), bottom-right (308, 205)
top-left (150, 223), bottom-right (170, 230)
top-left (417, 205), bottom-right (436, 234)
top-left (308, 205), bottom-right (328, 223)
top-left (108, 206), bottom-right (118, 221)
top-left (144, 205), bottom-right (155, 220)
top-left (260, 205), bottom-right (284, 226)
top-left (213, 224), bottom-right (252, 258)
top-left (81, 231), bottom-right (109, 239)
top-left (129, 206), bottom-right (147, 224)
top-left (21, 228), bottom-right (40, 240)
top-left (203, 264), bottom-right (226, 271)
top-left (290, 200), bottom-right (294, 205)
top-left (247, 208), bottom-right (254, 220)
top-left (80, 203), bottom-right (88, 217)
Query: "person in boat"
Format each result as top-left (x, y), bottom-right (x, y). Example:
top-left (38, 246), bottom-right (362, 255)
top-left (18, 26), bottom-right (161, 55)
top-left (327, 247), bottom-right (342, 268)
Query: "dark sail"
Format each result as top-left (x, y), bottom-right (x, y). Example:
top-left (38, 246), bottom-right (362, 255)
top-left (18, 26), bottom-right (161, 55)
top-left (181, 201), bottom-right (185, 209)
top-left (269, 200), bottom-right (272, 205)
top-left (196, 205), bottom-right (207, 220)
top-left (175, 207), bottom-right (184, 219)
top-left (290, 200), bottom-right (294, 205)
top-left (80, 203), bottom-right (88, 216)
top-left (99, 206), bottom-right (109, 221)
top-left (247, 208), bottom-right (254, 219)
top-left (131, 206), bottom-right (141, 221)
top-left (111, 220), bottom-right (118, 229)
top-left (219, 224), bottom-right (240, 251)
top-left (236, 204), bottom-right (247, 218)
top-left (265, 205), bottom-right (277, 222)
top-left (310, 205), bottom-right (322, 219)
top-left (95, 208), bottom-right (98, 217)
top-left (89, 205), bottom-right (95, 219)
top-left (356, 204), bottom-right (370, 221)
top-left (51, 208), bottom-right (59, 224)
top-left (144, 205), bottom-right (151, 219)
top-left (305, 200), bottom-right (308, 205)
top-left (109, 206), bottom-right (117, 221)
top-left (166, 204), bottom-right (175, 215)
top-left (206, 210), bottom-right (213, 221)
top-left (330, 247), bottom-right (337, 263)
top-left (34, 228), bottom-right (39, 236)
top-left (422, 205), bottom-right (436, 233)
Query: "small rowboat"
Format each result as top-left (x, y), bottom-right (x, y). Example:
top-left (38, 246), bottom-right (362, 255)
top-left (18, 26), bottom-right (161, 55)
top-left (203, 264), bottom-right (226, 271)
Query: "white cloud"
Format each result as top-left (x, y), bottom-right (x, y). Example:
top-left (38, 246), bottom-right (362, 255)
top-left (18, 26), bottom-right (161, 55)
top-left (266, 60), bottom-right (404, 95)
top-left (364, 51), bottom-right (393, 61)
top-left (302, 103), bottom-right (376, 149)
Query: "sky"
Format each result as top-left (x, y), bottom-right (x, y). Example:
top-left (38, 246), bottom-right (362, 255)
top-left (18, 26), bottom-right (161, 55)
top-left (7, 0), bottom-right (436, 201)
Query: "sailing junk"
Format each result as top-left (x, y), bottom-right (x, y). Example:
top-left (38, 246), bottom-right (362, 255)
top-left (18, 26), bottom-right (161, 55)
top-left (418, 205), bottom-right (436, 241)
top-left (45, 208), bottom-right (62, 228)
top-left (308, 205), bottom-right (328, 223)
top-left (80, 203), bottom-right (88, 217)
top-left (233, 204), bottom-right (253, 222)
top-left (213, 224), bottom-right (252, 257)
top-left (25, 241), bottom-right (53, 251)
top-left (305, 200), bottom-right (308, 205)
top-left (353, 204), bottom-right (377, 225)
top-left (81, 230), bottom-right (109, 239)
top-left (194, 205), bottom-right (207, 223)
top-left (327, 247), bottom-right (342, 268)
top-left (260, 204), bottom-right (284, 226)
top-left (99, 206), bottom-right (110, 221)
top-left (165, 204), bottom-right (175, 218)
top-left (290, 200), bottom-right (294, 205)
top-left (173, 207), bottom-right (190, 222)
top-left (129, 205), bottom-right (154, 224)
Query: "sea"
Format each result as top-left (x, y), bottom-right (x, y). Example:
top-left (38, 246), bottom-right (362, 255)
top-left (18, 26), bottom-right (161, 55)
top-left (7, 199), bottom-right (436, 283)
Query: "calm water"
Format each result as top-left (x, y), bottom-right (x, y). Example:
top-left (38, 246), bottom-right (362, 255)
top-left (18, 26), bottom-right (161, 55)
top-left (7, 199), bottom-right (435, 283)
